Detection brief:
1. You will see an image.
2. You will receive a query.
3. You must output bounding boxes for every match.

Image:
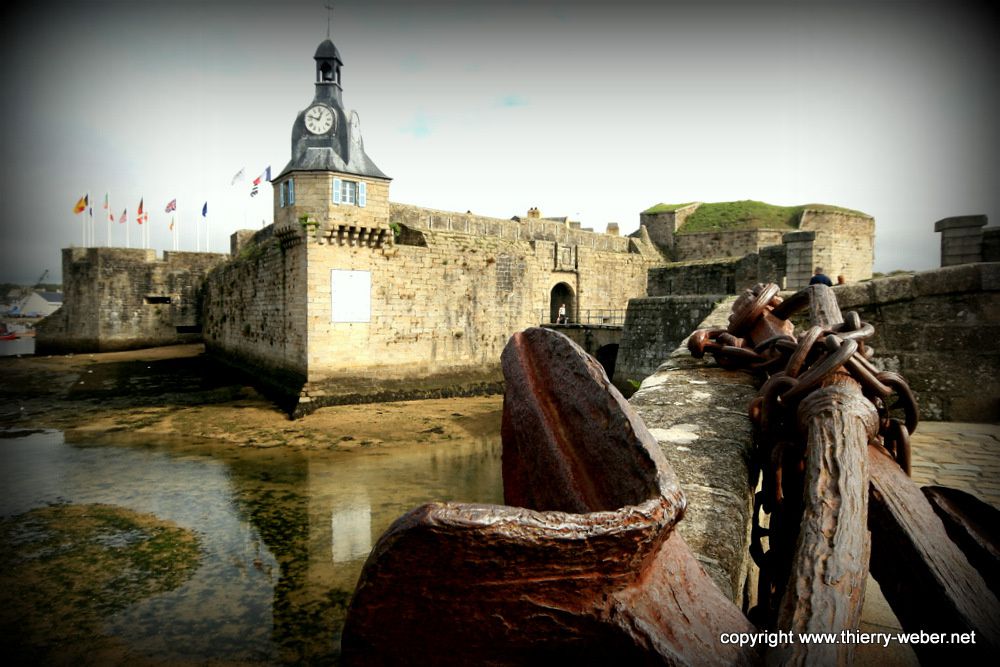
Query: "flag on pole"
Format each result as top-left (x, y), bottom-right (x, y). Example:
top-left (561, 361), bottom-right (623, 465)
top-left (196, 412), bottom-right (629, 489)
top-left (250, 165), bottom-right (272, 197)
top-left (137, 198), bottom-right (148, 224)
top-left (119, 209), bottom-right (128, 224)
top-left (169, 217), bottom-right (175, 231)
top-left (165, 198), bottom-right (177, 213)
top-left (73, 194), bottom-right (88, 214)
top-left (231, 167), bottom-right (245, 185)
top-left (103, 193), bottom-right (114, 221)
top-left (202, 202), bottom-right (208, 217)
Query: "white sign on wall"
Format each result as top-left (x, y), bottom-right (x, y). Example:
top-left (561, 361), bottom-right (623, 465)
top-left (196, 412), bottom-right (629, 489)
top-left (330, 269), bottom-right (371, 323)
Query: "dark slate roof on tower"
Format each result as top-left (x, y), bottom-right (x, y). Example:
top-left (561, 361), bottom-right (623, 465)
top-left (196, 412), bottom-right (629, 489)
top-left (315, 39), bottom-right (342, 62)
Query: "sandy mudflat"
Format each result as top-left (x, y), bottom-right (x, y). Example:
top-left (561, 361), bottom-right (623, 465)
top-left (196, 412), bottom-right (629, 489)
top-left (0, 344), bottom-right (502, 449)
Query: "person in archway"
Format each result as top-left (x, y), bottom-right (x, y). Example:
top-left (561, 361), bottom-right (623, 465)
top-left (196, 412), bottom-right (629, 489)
top-left (809, 267), bottom-right (833, 286)
top-left (557, 303), bottom-right (567, 324)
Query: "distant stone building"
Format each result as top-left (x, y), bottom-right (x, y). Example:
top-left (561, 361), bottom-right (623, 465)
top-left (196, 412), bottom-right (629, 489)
top-left (639, 201), bottom-right (875, 292)
top-left (36, 248), bottom-right (226, 353)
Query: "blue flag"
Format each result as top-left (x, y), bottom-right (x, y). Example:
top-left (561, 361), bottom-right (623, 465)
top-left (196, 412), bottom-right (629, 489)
top-left (202, 202), bottom-right (208, 217)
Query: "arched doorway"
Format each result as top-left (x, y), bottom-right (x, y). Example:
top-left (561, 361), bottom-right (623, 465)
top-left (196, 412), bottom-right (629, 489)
top-left (549, 283), bottom-right (575, 324)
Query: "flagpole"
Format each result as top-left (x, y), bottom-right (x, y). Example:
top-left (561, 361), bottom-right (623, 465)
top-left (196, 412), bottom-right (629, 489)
top-left (88, 191), bottom-right (94, 247)
top-left (125, 209), bottom-right (130, 249)
top-left (106, 193), bottom-right (111, 247)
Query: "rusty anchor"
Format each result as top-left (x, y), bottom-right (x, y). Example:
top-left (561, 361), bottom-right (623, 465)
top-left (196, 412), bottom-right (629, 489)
top-left (342, 327), bottom-right (759, 665)
top-left (343, 284), bottom-right (999, 664)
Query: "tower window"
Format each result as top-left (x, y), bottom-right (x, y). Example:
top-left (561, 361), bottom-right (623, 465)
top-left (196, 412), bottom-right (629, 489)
top-left (332, 178), bottom-right (367, 207)
top-left (319, 62), bottom-right (334, 83)
top-left (280, 178), bottom-right (295, 207)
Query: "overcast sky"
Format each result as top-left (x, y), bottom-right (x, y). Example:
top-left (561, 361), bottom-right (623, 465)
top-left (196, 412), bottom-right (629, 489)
top-left (1, 0), bottom-right (997, 283)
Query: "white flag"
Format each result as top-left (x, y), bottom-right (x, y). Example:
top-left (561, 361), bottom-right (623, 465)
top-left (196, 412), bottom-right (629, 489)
top-left (230, 167), bottom-right (246, 185)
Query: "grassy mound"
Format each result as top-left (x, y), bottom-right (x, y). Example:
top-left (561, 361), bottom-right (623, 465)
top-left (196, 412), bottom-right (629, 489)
top-left (642, 200), bottom-right (871, 234)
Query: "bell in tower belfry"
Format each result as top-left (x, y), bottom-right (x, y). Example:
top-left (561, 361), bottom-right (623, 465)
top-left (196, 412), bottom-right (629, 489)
top-left (315, 39), bottom-right (342, 87)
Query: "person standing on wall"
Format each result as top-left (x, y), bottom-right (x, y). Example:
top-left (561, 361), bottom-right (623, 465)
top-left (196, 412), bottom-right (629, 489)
top-left (558, 303), bottom-right (567, 324)
top-left (809, 267), bottom-right (833, 287)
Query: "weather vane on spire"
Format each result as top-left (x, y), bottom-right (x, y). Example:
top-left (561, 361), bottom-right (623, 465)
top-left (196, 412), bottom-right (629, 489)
top-left (325, 1), bottom-right (334, 39)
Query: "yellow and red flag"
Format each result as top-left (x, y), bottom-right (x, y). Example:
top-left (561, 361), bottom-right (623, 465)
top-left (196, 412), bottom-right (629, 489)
top-left (73, 194), bottom-right (88, 214)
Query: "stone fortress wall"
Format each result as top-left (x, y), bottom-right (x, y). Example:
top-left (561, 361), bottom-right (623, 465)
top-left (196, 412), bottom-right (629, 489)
top-left (201, 200), bottom-right (660, 412)
top-left (36, 247), bottom-right (227, 354)
top-left (639, 203), bottom-right (875, 293)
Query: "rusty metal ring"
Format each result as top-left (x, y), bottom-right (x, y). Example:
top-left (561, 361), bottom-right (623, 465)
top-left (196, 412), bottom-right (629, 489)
top-left (770, 287), bottom-right (810, 321)
top-left (888, 418), bottom-right (912, 476)
top-left (877, 371), bottom-right (919, 435)
top-left (758, 374), bottom-right (798, 433)
top-left (718, 332), bottom-right (742, 348)
top-left (728, 283), bottom-right (780, 336)
top-left (716, 345), bottom-right (765, 368)
top-left (754, 334), bottom-right (796, 353)
top-left (836, 321), bottom-right (875, 342)
top-left (782, 335), bottom-right (859, 403)
top-left (844, 354), bottom-right (892, 399)
top-left (688, 327), bottom-right (725, 358)
top-left (785, 326), bottom-right (822, 379)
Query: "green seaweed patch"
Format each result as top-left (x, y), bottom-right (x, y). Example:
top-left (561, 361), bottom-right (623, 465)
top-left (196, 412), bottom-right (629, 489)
top-left (0, 503), bottom-right (202, 664)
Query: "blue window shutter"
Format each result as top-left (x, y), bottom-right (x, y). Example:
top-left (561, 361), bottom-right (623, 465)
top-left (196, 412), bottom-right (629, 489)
top-left (332, 178), bottom-right (342, 204)
top-left (358, 182), bottom-right (367, 207)
top-left (289, 178), bottom-right (295, 205)
top-left (279, 181), bottom-right (285, 207)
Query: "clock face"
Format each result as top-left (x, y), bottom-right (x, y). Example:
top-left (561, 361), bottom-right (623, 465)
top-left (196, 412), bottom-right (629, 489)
top-left (304, 105), bottom-right (334, 135)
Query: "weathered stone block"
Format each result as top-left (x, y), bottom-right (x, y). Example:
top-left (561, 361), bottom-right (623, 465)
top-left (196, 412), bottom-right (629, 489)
top-left (914, 264), bottom-right (981, 297)
top-left (872, 274), bottom-right (916, 304)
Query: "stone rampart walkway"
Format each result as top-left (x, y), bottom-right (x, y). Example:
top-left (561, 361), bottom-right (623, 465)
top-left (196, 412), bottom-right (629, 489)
top-left (909, 422), bottom-right (1000, 509)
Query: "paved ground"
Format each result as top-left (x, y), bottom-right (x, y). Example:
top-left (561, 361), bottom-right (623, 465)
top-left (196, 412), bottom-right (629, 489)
top-left (857, 421), bottom-right (999, 666)
top-left (909, 422), bottom-right (1000, 509)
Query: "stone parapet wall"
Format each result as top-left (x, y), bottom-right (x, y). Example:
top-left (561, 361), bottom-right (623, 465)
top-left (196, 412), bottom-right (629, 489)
top-left (390, 203), bottom-right (639, 255)
top-left (646, 248), bottom-right (786, 297)
top-left (204, 211), bottom-right (656, 413)
top-left (613, 295), bottom-right (725, 391)
top-left (674, 228), bottom-right (784, 263)
top-left (984, 228), bottom-right (1000, 263)
top-left (830, 263), bottom-right (999, 421)
top-left (934, 215), bottom-right (993, 267)
top-left (628, 296), bottom-right (758, 606)
top-left (303, 227), bottom-right (652, 385)
top-left (36, 247), bottom-right (227, 353)
top-left (202, 226), bottom-right (309, 385)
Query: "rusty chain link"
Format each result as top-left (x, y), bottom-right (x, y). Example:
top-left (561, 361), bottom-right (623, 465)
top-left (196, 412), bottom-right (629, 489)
top-left (688, 282), bottom-right (919, 628)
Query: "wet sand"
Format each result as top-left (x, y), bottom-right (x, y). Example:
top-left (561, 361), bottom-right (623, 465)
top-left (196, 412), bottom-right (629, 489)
top-left (0, 344), bottom-right (503, 449)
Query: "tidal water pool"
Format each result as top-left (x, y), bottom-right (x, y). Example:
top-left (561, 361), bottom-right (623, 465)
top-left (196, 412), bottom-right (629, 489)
top-left (0, 427), bottom-right (502, 664)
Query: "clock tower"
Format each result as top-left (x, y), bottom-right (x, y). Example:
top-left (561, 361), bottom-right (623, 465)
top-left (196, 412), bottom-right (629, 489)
top-left (273, 37), bottom-right (390, 237)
